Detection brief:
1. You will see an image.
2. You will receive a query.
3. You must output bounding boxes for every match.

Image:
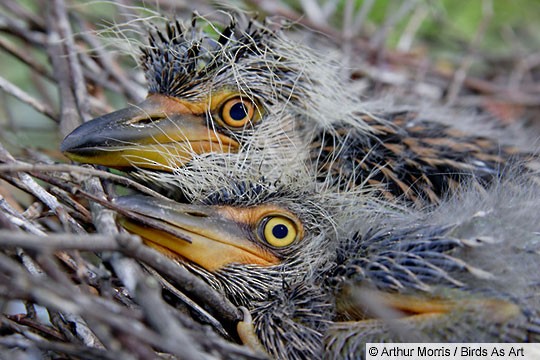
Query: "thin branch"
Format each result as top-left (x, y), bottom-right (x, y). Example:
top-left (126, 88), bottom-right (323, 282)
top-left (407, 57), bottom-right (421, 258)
top-left (0, 335), bottom-right (119, 360)
top-left (74, 14), bottom-right (146, 103)
top-left (0, 229), bottom-right (241, 324)
top-left (0, 162), bottom-right (169, 200)
top-left (396, 5), bottom-right (428, 52)
top-left (369, 0), bottom-right (418, 49)
top-left (0, 37), bottom-right (53, 81)
top-left (352, 0), bottom-right (375, 35)
top-left (0, 76), bottom-right (57, 120)
top-left (445, 0), bottom-right (493, 105)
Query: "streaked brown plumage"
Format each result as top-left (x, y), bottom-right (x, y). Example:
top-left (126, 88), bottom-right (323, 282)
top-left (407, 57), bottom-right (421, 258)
top-left (58, 13), bottom-right (539, 359)
top-left (312, 112), bottom-right (526, 205)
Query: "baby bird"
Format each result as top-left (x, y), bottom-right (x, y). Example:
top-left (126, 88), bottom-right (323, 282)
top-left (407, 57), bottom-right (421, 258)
top-left (60, 15), bottom-right (532, 207)
top-left (113, 160), bottom-right (540, 359)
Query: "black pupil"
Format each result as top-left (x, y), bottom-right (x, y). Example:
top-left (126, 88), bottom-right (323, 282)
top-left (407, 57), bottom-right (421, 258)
top-left (272, 224), bottom-right (289, 239)
top-left (229, 102), bottom-right (248, 121)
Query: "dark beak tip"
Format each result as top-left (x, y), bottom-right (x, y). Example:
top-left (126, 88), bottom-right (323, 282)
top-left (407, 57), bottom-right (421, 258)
top-left (60, 133), bottom-right (78, 153)
top-left (60, 119), bottom-right (98, 153)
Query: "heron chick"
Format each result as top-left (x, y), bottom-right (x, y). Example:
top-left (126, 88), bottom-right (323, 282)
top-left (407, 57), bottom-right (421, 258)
top-left (60, 14), bottom-right (533, 206)
top-left (113, 163), bottom-right (540, 359)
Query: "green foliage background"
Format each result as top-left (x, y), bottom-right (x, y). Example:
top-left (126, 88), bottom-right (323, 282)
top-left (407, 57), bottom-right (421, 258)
top-left (1, 0), bottom-right (539, 149)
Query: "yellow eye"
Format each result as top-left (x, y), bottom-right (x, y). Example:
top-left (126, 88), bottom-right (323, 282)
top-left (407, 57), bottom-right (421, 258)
top-left (261, 216), bottom-right (299, 248)
top-left (220, 97), bottom-right (255, 128)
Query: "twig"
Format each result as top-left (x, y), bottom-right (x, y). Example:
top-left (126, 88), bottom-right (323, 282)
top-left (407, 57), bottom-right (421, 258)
top-left (0, 145), bottom-right (86, 233)
top-left (0, 76), bottom-right (57, 121)
top-left (0, 37), bottom-right (53, 81)
top-left (396, 5), bottom-right (428, 52)
top-left (74, 14), bottom-right (146, 103)
top-left (84, 177), bottom-right (231, 358)
top-left (369, 0), bottom-right (418, 50)
top-left (0, 162), bottom-right (169, 200)
top-left (352, 0), bottom-right (374, 35)
top-left (445, 0), bottom-right (493, 105)
top-left (300, 0), bottom-right (326, 26)
top-left (0, 335), bottom-right (118, 360)
top-left (46, 0), bottom-right (84, 135)
top-left (0, 13), bottom-right (48, 45)
top-left (508, 52), bottom-right (540, 91)
top-left (0, 0), bottom-right (45, 30)
top-left (0, 229), bottom-right (241, 324)
top-left (0, 196), bottom-right (45, 235)
top-left (144, 265), bottom-right (230, 338)
top-left (5, 314), bottom-right (66, 341)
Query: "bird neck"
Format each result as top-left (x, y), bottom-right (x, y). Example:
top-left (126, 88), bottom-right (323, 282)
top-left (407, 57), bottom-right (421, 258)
top-left (251, 281), bottom-right (335, 360)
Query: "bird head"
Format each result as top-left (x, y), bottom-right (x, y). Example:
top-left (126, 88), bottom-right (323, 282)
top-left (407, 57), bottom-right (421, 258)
top-left (113, 170), bottom-right (341, 305)
top-left (113, 171), bottom-right (343, 358)
top-left (60, 15), bottom-right (359, 178)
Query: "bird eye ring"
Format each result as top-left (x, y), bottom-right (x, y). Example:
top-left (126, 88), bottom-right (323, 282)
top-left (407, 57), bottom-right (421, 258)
top-left (259, 215), bottom-right (299, 248)
top-left (220, 97), bottom-right (256, 128)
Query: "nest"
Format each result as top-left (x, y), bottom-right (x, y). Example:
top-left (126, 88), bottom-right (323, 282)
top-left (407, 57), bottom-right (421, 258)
top-left (0, 1), bottom-right (538, 358)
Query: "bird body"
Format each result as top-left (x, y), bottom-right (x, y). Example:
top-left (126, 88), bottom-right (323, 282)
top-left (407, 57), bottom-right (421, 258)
top-left (57, 12), bottom-right (540, 359)
top-left (60, 15), bottom-right (534, 206)
top-left (114, 163), bottom-right (540, 359)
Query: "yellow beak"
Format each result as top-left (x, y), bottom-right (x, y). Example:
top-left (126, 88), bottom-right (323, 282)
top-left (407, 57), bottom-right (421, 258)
top-left (114, 195), bottom-right (279, 272)
top-left (61, 94), bottom-right (239, 171)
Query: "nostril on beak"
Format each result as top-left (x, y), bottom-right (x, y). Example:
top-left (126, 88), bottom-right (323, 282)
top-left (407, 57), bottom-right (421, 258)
top-left (185, 211), bottom-right (209, 218)
top-left (129, 114), bottom-right (167, 127)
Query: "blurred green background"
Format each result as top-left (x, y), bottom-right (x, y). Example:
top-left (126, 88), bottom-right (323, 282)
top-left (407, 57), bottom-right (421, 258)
top-left (1, 0), bottom-right (539, 150)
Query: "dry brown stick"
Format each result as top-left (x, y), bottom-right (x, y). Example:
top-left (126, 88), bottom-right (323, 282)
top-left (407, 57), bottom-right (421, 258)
top-left (40, 254), bottom-right (106, 352)
top-left (0, 163), bottom-right (169, 200)
top-left (17, 172), bottom-right (77, 231)
top-left (445, 0), bottom-right (493, 105)
top-left (46, 2), bottom-right (82, 135)
top-left (0, 309), bottom-right (120, 359)
top-left (351, 0), bottom-right (374, 35)
top-left (0, 230), bottom-right (132, 252)
top-left (0, 37), bottom-right (54, 82)
top-left (396, 5), bottom-right (428, 52)
top-left (249, 0), bottom-right (529, 100)
top-left (0, 0), bottom-right (45, 30)
top-left (84, 176), bottom-right (211, 359)
top-left (0, 145), bottom-right (84, 233)
top-left (53, 0), bottom-right (91, 122)
top-left (74, 14), bottom-right (146, 103)
top-left (0, 229), bottom-right (241, 324)
top-left (0, 254), bottom-right (169, 345)
top-left (0, 76), bottom-right (57, 121)
top-left (76, 51), bottom-right (127, 100)
top-left (0, 196), bottom-right (45, 235)
top-left (299, 0), bottom-right (327, 26)
top-left (0, 256), bottom-right (141, 322)
top-left (0, 13), bottom-right (48, 46)
top-left (65, 20), bottom-right (123, 98)
top-left (369, 0), bottom-right (418, 50)
top-left (0, 335), bottom-right (118, 360)
top-left (5, 314), bottom-right (67, 342)
top-left (144, 265), bottom-right (229, 337)
top-left (119, 235), bottom-right (242, 324)
top-left (508, 52), bottom-right (540, 91)
top-left (48, 186), bottom-right (93, 223)
top-left (134, 274), bottom-right (211, 359)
